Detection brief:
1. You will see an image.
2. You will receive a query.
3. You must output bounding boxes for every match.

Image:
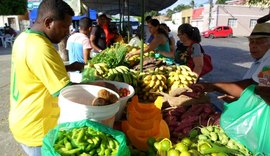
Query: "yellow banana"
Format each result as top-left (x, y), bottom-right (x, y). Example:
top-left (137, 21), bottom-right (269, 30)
top-left (158, 86), bottom-right (164, 92)
top-left (173, 80), bottom-right (180, 86)
top-left (118, 66), bottom-right (129, 72)
top-left (160, 80), bottom-right (166, 87)
top-left (112, 68), bottom-right (118, 74)
top-left (179, 75), bottom-right (187, 81)
top-left (156, 75), bottom-right (163, 81)
top-left (161, 75), bottom-right (167, 82)
top-left (181, 80), bottom-right (189, 85)
top-left (143, 75), bottom-right (152, 81)
top-left (151, 75), bottom-right (157, 81)
top-left (169, 71), bottom-right (175, 77)
top-left (149, 80), bottom-right (155, 88)
top-left (115, 67), bottom-right (125, 74)
top-left (166, 66), bottom-right (173, 71)
top-left (153, 81), bottom-right (160, 90)
top-left (163, 85), bottom-right (168, 90)
top-left (98, 63), bottom-right (109, 72)
top-left (181, 70), bottom-right (189, 76)
top-left (143, 80), bottom-right (151, 85)
top-left (180, 65), bottom-right (192, 72)
top-left (185, 76), bottom-right (192, 81)
top-left (174, 74), bottom-right (179, 81)
top-left (154, 68), bottom-right (159, 73)
top-left (94, 64), bottom-right (104, 75)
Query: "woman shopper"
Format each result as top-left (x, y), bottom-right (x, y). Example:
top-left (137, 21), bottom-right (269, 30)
top-left (160, 23), bottom-right (176, 58)
top-left (126, 19), bottom-right (173, 59)
top-left (177, 23), bottom-right (204, 77)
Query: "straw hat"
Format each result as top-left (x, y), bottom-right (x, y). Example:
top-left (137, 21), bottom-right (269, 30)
top-left (248, 23), bottom-right (270, 38)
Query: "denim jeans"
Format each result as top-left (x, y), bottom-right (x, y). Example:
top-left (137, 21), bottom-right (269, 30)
top-left (21, 144), bottom-right (41, 156)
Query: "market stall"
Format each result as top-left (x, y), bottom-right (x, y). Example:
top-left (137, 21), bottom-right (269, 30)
top-left (41, 41), bottom-right (263, 156)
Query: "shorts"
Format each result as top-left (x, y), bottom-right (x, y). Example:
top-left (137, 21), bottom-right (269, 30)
top-left (21, 144), bottom-right (41, 156)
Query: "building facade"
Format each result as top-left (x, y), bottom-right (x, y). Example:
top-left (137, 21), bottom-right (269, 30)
top-left (210, 5), bottom-right (269, 36)
top-left (173, 4), bottom-right (269, 37)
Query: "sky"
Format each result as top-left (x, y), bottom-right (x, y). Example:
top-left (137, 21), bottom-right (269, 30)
top-left (160, 0), bottom-right (209, 14)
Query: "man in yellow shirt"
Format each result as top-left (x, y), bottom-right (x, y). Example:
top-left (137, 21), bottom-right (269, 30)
top-left (9, 0), bottom-right (77, 155)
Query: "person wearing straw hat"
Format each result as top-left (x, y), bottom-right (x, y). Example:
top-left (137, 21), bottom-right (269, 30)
top-left (188, 22), bottom-right (270, 105)
top-left (186, 23), bottom-right (270, 154)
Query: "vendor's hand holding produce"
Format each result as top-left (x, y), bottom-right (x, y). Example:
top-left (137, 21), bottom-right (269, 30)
top-left (125, 51), bottom-right (137, 59)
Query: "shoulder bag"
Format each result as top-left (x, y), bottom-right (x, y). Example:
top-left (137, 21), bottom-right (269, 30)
top-left (187, 44), bottom-right (213, 77)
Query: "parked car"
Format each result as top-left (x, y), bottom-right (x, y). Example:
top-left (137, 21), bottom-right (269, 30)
top-left (201, 26), bottom-right (233, 39)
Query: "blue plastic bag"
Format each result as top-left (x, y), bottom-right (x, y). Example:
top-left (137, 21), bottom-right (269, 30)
top-left (42, 119), bottom-right (130, 156)
top-left (220, 85), bottom-right (270, 155)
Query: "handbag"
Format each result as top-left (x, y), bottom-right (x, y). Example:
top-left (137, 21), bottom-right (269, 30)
top-left (187, 43), bottom-right (213, 77)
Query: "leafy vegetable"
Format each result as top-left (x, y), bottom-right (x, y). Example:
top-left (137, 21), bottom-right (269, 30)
top-left (90, 42), bottom-right (129, 68)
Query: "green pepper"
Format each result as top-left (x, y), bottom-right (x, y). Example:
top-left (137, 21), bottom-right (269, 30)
top-left (79, 153), bottom-right (90, 156)
top-left (64, 142), bottom-right (72, 150)
top-left (84, 144), bottom-right (92, 152)
top-left (104, 148), bottom-right (112, 156)
top-left (76, 129), bottom-right (85, 143)
top-left (57, 131), bottom-right (66, 141)
top-left (108, 139), bottom-right (115, 149)
top-left (58, 147), bottom-right (81, 155)
top-left (89, 149), bottom-right (96, 155)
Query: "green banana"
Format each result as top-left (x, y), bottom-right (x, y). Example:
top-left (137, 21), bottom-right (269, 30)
top-left (123, 74), bottom-right (131, 84)
top-left (93, 64), bottom-right (104, 75)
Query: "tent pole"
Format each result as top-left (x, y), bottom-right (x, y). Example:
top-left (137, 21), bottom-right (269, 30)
top-left (139, 0), bottom-right (145, 72)
top-left (119, 0), bottom-right (122, 32)
top-left (127, 0), bottom-right (130, 42)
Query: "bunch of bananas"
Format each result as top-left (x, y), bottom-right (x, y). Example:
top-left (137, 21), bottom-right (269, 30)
top-left (138, 74), bottom-right (167, 102)
top-left (167, 65), bottom-right (198, 91)
top-left (93, 63), bottom-right (109, 78)
top-left (127, 51), bottom-right (155, 67)
top-left (106, 66), bottom-right (138, 87)
top-left (146, 65), bottom-right (178, 77)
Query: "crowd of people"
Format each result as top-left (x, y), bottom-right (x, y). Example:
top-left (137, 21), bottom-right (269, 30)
top-left (8, 0), bottom-right (270, 155)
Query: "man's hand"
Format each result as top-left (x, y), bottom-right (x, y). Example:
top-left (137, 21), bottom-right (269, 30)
top-left (125, 52), bottom-right (135, 59)
top-left (65, 62), bottom-right (85, 72)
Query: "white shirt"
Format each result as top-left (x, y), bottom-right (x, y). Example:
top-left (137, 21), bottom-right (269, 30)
top-left (243, 49), bottom-right (270, 83)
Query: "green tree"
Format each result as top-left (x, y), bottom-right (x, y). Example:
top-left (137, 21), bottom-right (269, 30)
top-left (0, 0), bottom-right (27, 15)
top-left (216, 0), bottom-right (227, 4)
top-left (173, 4), bottom-right (192, 12)
top-left (166, 9), bottom-right (174, 18)
top-left (145, 10), bottom-right (160, 18)
top-left (190, 0), bottom-right (195, 8)
top-left (248, 0), bottom-right (270, 5)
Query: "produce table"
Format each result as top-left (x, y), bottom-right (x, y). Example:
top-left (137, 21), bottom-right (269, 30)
top-left (51, 42), bottom-right (254, 156)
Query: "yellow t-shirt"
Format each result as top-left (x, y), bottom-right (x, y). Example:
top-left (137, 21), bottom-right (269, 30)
top-left (9, 29), bottom-right (71, 146)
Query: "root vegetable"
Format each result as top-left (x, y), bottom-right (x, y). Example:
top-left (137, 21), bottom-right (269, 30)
top-left (98, 89), bottom-right (111, 101)
top-left (91, 97), bottom-right (108, 106)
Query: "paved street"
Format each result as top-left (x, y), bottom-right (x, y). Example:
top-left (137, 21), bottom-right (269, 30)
top-left (0, 37), bottom-right (252, 156)
top-left (0, 46), bottom-right (25, 156)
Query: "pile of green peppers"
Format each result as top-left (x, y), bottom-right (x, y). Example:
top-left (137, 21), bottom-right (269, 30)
top-left (54, 126), bottom-right (119, 156)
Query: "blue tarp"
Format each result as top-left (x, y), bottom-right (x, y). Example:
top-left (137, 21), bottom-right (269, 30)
top-left (29, 8), bottom-right (38, 21)
top-left (29, 9), bottom-right (96, 21)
